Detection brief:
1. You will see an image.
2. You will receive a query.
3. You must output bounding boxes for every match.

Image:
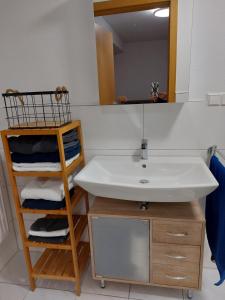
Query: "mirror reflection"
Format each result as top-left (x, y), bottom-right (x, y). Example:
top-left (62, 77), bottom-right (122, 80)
top-left (95, 7), bottom-right (169, 105)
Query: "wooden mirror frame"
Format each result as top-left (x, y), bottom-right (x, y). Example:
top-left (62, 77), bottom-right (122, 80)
top-left (94, 0), bottom-right (178, 103)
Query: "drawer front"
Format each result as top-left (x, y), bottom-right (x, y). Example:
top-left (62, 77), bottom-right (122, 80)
top-left (152, 264), bottom-right (199, 288)
top-left (153, 220), bottom-right (202, 245)
top-left (152, 243), bottom-right (201, 266)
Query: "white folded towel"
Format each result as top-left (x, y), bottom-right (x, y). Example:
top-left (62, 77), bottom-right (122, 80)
top-left (29, 228), bottom-right (69, 237)
top-left (12, 153), bottom-right (80, 172)
top-left (21, 176), bottom-right (74, 201)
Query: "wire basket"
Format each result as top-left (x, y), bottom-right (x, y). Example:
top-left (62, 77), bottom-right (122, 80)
top-left (2, 87), bottom-right (71, 129)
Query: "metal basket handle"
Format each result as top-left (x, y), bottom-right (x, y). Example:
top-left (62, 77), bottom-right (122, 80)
top-left (55, 86), bottom-right (68, 102)
top-left (5, 89), bottom-right (24, 105)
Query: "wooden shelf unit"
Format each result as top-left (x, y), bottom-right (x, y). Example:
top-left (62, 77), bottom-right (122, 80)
top-left (1, 121), bottom-right (90, 296)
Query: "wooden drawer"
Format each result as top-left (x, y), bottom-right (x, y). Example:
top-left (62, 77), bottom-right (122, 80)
top-left (152, 263), bottom-right (199, 288)
top-left (152, 243), bottom-right (201, 266)
top-left (152, 220), bottom-right (202, 245)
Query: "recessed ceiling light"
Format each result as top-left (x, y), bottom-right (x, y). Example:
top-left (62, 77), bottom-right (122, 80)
top-left (154, 8), bottom-right (169, 17)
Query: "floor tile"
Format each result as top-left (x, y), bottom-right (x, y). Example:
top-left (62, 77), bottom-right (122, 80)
top-left (0, 251), bottom-right (41, 286)
top-left (36, 279), bottom-right (74, 292)
top-left (24, 288), bottom-right (76, 300)
top-left (0, 283), bottom-right (29, 300)
top-left (25, 288), bottom-right (129, 300)
top-left (81, 265), bottom-right (130, 298)
top-left (183, 268), bottom-right (225, 300)
top-left (129, 285), bottom-right (183, 300)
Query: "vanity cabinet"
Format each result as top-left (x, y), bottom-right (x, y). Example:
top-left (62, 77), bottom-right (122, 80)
top-left (88, 198), bottom-right (205, 291)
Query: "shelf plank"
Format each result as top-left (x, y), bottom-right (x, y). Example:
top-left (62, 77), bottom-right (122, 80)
top-left (1, 120), bottom-right (80, 136)
top-left (20, 187), bottom-right (86, 215)
top-left (25, 240), bottom-right (72, 250)
top-left (12, 170), bottom-right (62, 177)
top-left (32, 241), bottom-right (89, 282)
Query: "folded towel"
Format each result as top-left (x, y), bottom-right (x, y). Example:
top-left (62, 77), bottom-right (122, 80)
top-left (28, 235), bottom-right (68, 244)
top-left (22, 188), bottom-right (74, 210)
top-left (21, 176), bottom-right (75, 202)
top-left (11, 144), bottom-right (80, 163)
top-left (63, 129), bottom-right (78, 143)
top-left (12, 153), bottom-right (80, 172)
top-left (30, 217), bottom-right (68, 231)
top-left (8, 129), bottom-right (78, 154)
top-left (206, 155), bottom-right (225, 286)
top-left (64, 139), bottom-right (80, 150)
top-left (29, 217), bottom-right (69, 238)
top-left (23, 199), bottom-right (66, 210)
top-left (29, 228), bottom-right (69, 237)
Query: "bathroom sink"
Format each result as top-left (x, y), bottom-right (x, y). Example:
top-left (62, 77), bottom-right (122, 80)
top-left (74, 156), bottom-right (218, 202)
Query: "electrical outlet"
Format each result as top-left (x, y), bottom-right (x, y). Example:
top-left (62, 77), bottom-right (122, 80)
top-left (207, 93), bottom-right (221, 106)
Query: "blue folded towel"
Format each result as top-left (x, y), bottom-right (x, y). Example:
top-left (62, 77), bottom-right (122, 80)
top-left (206, 155), bottom-right (225, 286)
top-left (11, 144), bottom-right (80, 163)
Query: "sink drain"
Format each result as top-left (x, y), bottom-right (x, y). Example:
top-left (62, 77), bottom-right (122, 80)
top-left (139, 179), bottom-right (149, 184)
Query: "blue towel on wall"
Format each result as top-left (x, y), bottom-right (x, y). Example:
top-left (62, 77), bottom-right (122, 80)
top-left (11, 145), bottom-right (80, 163)
top-left (206, 155), bottom-right (225, 286)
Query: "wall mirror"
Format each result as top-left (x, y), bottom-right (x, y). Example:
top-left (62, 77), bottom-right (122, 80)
top-left (94, 0), bottom-right (178, 105)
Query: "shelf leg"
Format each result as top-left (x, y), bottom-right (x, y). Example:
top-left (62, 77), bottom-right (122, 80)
top-left (187, 289), bottom-right (193, 299)
top-left (57, 131), bottom-right (82, 297)
top-left (75, 282), bottom-right (81, 296)
top-left (100, 279), bottom-right (106, 289)
top-left (84, 192), bottom-right (89, 214)
top-left (24, 247), bottom-right (36, 291)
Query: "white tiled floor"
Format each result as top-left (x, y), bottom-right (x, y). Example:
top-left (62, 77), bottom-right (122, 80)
top-left (0, 251), bottom-right (225, 300)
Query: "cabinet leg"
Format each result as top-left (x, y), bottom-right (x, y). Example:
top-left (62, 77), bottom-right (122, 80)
top-left (187, 289), bottom-right (193, 299)
top-left (100, 279), bottom-right (106, 289)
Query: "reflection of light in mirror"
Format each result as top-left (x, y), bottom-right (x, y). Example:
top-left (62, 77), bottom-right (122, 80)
top-left (146, 8), bottom-right (159, 14)
top-left (154, 8), bottom-right (169, 18)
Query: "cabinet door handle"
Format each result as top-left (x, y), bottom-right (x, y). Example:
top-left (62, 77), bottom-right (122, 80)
top-left (166, 275), bottom-right (187, 281)
top-left (165, 254), bottom-right (187, 260)
top-left (166, 232), bottom-right (188, 237)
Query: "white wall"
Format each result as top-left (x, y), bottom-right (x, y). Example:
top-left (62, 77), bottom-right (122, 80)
top-left (0, 0), bottom-right (99, 106)
top-left (114, 40), bottom-right (168, 100)
top-left (0, 0), bottom-right (224, 272)
top-left (0, 158), bottom-right (17, 271)
top-left (0, 0), bottom-right (101, 251)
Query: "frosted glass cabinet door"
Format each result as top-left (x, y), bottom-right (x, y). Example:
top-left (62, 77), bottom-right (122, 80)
top-left (91, 216), bottom-right (150, 283)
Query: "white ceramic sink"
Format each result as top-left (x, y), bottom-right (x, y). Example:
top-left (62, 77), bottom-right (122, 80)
top-left (74, 156), bottom-right (218, 202)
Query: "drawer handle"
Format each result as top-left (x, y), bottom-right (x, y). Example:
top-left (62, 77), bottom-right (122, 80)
top-left (166, 275), bottom-right (187, 281)
top-left (165, 254), bottom-right (187, 260)
top-left (166, 232), bottom-right (188, 237)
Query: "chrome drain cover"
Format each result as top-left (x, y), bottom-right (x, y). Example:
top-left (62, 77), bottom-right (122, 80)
top-left (139, 179), bottom-right (149, 184)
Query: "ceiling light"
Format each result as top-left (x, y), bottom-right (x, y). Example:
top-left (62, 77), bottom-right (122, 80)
top-left (154, 8), bottom-right (169, 17)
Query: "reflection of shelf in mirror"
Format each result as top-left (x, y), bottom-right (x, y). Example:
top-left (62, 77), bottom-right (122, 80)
top-left (119, 99), bottom-right (168, 104)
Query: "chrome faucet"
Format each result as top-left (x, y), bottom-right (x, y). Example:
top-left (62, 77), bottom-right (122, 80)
top-left (140, 139), bottom-right (148, 160)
